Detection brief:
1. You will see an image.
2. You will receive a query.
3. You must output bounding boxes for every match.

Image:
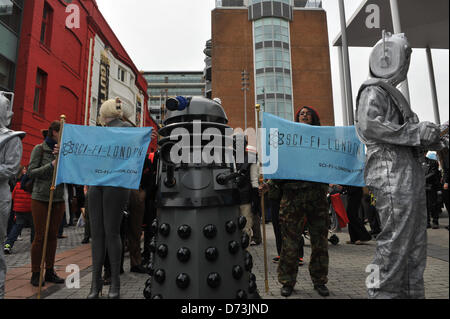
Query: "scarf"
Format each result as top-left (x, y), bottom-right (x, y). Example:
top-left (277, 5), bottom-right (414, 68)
top-left (45, 136), bottom-right (57, 150)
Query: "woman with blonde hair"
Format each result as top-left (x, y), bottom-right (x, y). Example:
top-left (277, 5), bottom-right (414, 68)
top-left (87, 98), bottom-right (132, 299)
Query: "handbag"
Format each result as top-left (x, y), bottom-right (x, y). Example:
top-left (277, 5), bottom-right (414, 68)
top-left (21, 144), bottom-right (44, 193)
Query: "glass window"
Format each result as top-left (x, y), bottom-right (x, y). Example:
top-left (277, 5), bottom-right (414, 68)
top-left (274, 59), bottom-right (283, 68)
top-left (286, 109), bottom-right (293, 120)
top-left (264, 48), bottom-right (274, 61)
top-left (255, 26), bottom-right (263, 37)
top-left (253, 16), bottom-right (293, 119)
top-left (255, 61), bottom-right (265, 69)
top-left (33, 69), bottom-right (47, 113)
top-left (0, 0), bottom-right (22, 34)
top-left (263, 25), bottom-right (272, 40)
top-left (265, 73), bottom-right (275, 92)
top-left (273, 28), bottom-right (281, 41)
top-left (255, 50), bottom-right (264, 62)
top-left (265, 100), bottom-right (276, 113)
top-left (284, 76), bottom-right (291, 88)
top-left (256, 74), bottom-right (264, 94)
top-left (274, 48), bottom-right (283, 61)
top-left (275, 74), bottom-right (284, 91)
top-left (40, 2), bottom-right (53, 47)
top-left (118, 66), bottom-right (126, 82)
top-left (0, 54), bottom-right (14, 90)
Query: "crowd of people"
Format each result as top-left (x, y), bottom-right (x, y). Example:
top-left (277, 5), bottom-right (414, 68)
top-left (0, 32), bottom-right (449, 300)
top-left (0, 96), bottom-right (449, 300)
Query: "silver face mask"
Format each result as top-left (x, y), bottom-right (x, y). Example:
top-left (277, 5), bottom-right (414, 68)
top-left (369, 32), bottom-right (412, 87)
top-left (0, 94), bottom-right (13, 128)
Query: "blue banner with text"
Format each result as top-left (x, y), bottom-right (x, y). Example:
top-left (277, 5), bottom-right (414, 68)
top-left (56, 124), bottom-right (152, 190)
top-left (262, 112), bottom-right (366, 187)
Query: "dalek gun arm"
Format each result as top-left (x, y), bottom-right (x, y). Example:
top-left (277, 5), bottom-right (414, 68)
top-left (216, 171), bottom-right (244, 185)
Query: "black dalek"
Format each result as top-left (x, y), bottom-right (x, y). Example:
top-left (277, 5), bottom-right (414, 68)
top-left (143, 96), bottom-right (257, 299)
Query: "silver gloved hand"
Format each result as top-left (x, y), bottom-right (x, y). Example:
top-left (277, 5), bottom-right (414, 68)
top-left (419, 122), bottom-right (441, 147)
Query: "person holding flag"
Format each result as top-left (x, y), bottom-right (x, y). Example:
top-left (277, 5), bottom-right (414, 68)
top-left (260, 106), bottom-right (330, 298)
top-left (27, 121), bottom-right (66, 287)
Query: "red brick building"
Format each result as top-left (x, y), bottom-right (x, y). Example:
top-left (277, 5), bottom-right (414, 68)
top-left (11, 0), bottom-right (155, 164)
top-left (210, 0), bottom-right (334, 130)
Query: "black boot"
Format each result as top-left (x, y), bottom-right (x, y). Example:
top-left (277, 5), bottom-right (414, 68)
top-left (108, 264), bottom-right (120, 299)
top-left (30, 272), bottom-right (45, 287)
top-left (280, 285), bottom-right (294, 297)
top-left (314, 284), bottom-right (330, 297)
top-left (108, 279), bottom-right (120, 299)
top-left (432, 220), bottom-right (439, 229)
top-left (45, 269), bottom-right (65, 284)
top-left (87, 274), bottom-right (103, 299)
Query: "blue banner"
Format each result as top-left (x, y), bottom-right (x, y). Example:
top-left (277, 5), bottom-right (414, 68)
top-left (56, 124), bottom-right (152, 190)
top-left (261, 112), bottom-right (366, 187)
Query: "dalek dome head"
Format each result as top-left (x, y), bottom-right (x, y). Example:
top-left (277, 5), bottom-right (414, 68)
top-left (163, 96), bottom-right (228, 125)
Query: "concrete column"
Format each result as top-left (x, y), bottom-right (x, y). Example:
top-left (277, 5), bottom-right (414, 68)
top-left (338, 0), bottom-right (354, 125)
top-left (426, 46), bottom-right (440, 125)
top-left (390, 0), bottom-right (411, 103)
top-left (337, 46), bottom-right (349, 126)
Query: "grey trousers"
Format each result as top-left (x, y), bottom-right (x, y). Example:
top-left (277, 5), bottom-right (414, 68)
top-left (88, 186), bottom-right (129, 289)
top-left (0, 197), bottom-right (11, 299)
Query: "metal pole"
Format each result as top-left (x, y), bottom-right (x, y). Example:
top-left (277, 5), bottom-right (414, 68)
top-left (242, 71), bottom-right (249, 130)
top-left (338, 0), bottom-right (354, 125)
top-left (337, 46), bottom-right (349, 126)
top-left (255, 104), bottom-right (269, 294)
top-left (244, 89), bottom-right (248, 130)
top-left (426, 46), bottom-right (440, 125)
top-left (390, 0), bottom-right (411, 103)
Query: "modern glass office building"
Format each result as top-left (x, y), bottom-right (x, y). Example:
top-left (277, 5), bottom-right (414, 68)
top-left (142, 71), bottom-right (205, 125)
top-left (211, 0), bottom-right (333, 129)
top-left (0, 0), bottom-right (23, 92)
top-left (253, 16), bottom-right (294, 120)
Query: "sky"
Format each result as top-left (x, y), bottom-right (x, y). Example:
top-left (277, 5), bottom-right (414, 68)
top-left (95, 0), bottom-right (449, 126)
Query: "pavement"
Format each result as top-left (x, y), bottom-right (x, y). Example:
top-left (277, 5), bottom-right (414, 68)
top-left (3, 211), bottom-right (449, 300)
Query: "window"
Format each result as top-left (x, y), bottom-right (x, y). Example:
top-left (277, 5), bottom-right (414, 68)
top-left (0, 54), bottom-right (14, 91)
top-left (118, 66), bottom-right (126, 82)
top-left (33, 69), bottom-right (47, 113)
top-left (40, 2), bottom-right (53, 47)
top-left (0, 0), bottom-right (23, 34)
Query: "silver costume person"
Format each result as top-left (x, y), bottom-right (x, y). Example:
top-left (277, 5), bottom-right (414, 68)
top-left (355, 33), bottom-right (443, 299)
top-left (0, 93), bottom-right (25, 299)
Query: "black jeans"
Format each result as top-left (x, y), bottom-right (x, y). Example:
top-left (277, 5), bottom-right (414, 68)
top-left (5, 212), bottom-right (34, 248)
top-left (426, 189), bottom-right (440, 224)
top-left (346, 187), bottom-right (372, 242)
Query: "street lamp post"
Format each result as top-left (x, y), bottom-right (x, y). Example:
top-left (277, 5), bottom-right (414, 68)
top-left (241, 70), bottom-right (250, 130)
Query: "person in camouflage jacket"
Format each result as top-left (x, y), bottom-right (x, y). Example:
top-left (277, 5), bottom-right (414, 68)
top-left (260, 106), bottom-right (330, 298)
